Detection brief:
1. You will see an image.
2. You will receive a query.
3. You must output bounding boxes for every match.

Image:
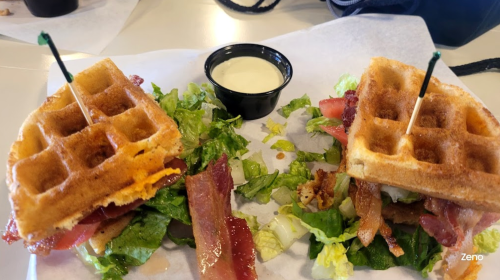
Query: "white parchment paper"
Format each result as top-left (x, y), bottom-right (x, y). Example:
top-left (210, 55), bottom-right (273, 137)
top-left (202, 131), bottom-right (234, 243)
top-left (34, 14), bottom-right (500, 280)
top-left (0, 0), bottom-right (138, 54)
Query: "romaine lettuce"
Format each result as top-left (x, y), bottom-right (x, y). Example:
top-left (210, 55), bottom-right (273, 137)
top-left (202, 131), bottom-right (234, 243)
top-left (235, 170), bottom-right (279, 202)
top-left (474, 228), bottom-right (500, 254)
top-left (334, 74), bottom-right (358, 97)
top-left (262, 118), bottom-right (287, 143)
top-left (306, 116), bottom-right (342, 133)
top-left (311, 243), bottom-right (354, 280)
top-left (347, 226), bottom-right (442, 277)
top-left (271, 140), bottom-right (296, 152)
top-left (152, 83), bottom-right (178, 118)
top-left (279, 94), bottom-right (312, 118)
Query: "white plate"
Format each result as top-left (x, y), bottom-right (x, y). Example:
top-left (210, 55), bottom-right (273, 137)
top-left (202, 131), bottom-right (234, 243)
top-left (5, 14), bottom-right (500, 280)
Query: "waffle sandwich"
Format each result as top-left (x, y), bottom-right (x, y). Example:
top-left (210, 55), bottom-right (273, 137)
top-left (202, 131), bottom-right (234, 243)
top-left (342, 57), bottom-right (500, 280)
top-left (347, 57), bottom-right (500, 213)
top-left (5, 58), bottom-right (184, 245)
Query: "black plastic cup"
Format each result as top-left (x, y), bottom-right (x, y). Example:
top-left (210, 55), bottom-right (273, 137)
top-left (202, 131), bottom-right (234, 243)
top-left (205, 44), bottom-right (293, 120)
top-left (24, 0), bottom-right (78, 18)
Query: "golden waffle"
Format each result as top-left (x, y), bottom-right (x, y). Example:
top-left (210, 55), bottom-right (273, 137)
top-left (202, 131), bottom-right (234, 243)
top-left (7, 58), bottom-right (183, 241)
top-left (347, 57), bottom-right (500, 213)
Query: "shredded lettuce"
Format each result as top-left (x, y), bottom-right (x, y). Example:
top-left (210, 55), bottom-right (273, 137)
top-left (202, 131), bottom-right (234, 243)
top-left (272, 186), bottom-right (297, 205)
top-left (289, 160), bottom-right (312, 180)
top-left (311, 243), bottom-right (354, 280)
top-left (93, 209), bottom-right (172, 279)
top-left (229, 158), bottom-right (246, 185)
top-left (296, 150), bottom-right (325, 162)
top-left (306, 116), bottom-right (342, 133)
top-left (291, 202), bottom-right (344, 242)
top-left (144, 188), bottom-right (191, 225)
top-left (200, 120), bottom-right (249, 171)
top-left (242, 151), bottom-right (268, 180)
top-left (279, 94), bottom-right (312, 118)
top-left (334, 74), bottom-right (358, 97)
top-left (152, 83), bottom-right (178, 118)
top-left (338, 197), bottom-right (357, 220)
top-left (253, 229), bottom-right (284, 262)
top-left (235, 170), bottom-right (279, 203)
top-left (347, 226), bottom-right (442, 277)
top-left (174, 108), bottom-right (207, 156)
top-left (324, 140), bottom-right (342, 165)
top-left (474, 228), bottom-right (500, 254)
top-left (271, 140), bottom-right (296, 152)
top-left (332, 173), bottom-right (350, 209)
top-left (306, 106), bottom-right (323, 118)
top-left (271, 173), bottom-right (309, 190)
top-left (212, 108), bottom-right (242, 128)
top-left (254, 213), bottom-right (309, 261)
top-left (263, 118), bottom-right (287, 143)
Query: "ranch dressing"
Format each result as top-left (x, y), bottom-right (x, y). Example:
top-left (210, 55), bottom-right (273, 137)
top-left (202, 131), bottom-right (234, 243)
top-left (212, 56), bottom-right (284, 94)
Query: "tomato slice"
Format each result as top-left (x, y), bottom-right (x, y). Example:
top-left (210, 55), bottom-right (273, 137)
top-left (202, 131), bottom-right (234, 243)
top-left (320, 125), bottom-right (348, 146)
top-left (319, 98), bottom-right (345, 119)
top-left (53, 223), bottom-right (100, 250)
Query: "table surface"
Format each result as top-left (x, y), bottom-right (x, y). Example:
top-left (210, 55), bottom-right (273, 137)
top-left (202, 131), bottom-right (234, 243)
top-left (1, 0), bottom-right (499, 279)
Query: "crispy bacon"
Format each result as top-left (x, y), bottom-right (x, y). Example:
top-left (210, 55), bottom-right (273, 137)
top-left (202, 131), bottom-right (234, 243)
top-left (354, 180), bottom-right (404, 256)
top-left (129, 74), bottom-right (144, 86)
top-left (2, 213), bottom-right (21, 244)
top-left (355, 180), bottom-right (383, 246)
top-left (419, 197), bottom-right (500, 279)
top-left (379, 221), bottom-right (404, 257)
top-left (186, 154), bottom-right (257, 280)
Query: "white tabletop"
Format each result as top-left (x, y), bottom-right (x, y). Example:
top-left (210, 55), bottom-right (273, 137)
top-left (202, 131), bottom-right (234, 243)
top-left (1, 1), bottom-right (499, 279)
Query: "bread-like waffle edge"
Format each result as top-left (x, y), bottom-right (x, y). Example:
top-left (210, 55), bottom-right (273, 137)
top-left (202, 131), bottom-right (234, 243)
top-left (346, 57), bottom-right (500, 213)
top-left (6, 58), bottom-right (183, 241)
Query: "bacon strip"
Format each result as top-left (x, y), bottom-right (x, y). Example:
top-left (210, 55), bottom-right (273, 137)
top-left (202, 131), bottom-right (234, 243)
top-left (419, 197), bottom-right (500, 279)
top-left (186, 154), bottom-right (257, 280)
top-left (354, 180), bottom-right (404, 256)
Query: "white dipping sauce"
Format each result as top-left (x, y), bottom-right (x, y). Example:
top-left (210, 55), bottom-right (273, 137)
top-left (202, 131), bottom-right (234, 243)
top-left (211, 56), bottom-right (284, 94)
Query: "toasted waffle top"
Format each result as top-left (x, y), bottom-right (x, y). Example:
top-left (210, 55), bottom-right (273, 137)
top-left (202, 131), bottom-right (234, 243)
top-left (347, 57), bottom-right (500, 213)
top-left (7, 58), bottom-right (183, 241)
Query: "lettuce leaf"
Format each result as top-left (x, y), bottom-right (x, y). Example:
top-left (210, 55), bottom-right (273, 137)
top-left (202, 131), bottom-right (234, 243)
top-left (306, 117), bottom-right (342, 133)
top-left (93, 209), bottom-right (172, 279)
top-left (334, 74), bottom-right (358, 97)
top-left (474, 228), bottom-right (500, 254)
top-left (200, 120), bottom-right (249, 171)
top-left (152, 83), bottom-right (178, 118)
top-left (306, 106), bottom-right (323, 118)
top-left (174, 108), bottom-right (206, 156)
top-left (311, 243), bottom-right (354, 280)
top-left (347, 226), bottom-right (442, 277)
top-left (279, 94), bottom-right (311, 118)
top-left (212, 108), bottom-right (242, 128)
top-left (332, 173), bottom-right (350, 209)
top-left (144, 188), bottom-right (191, 225)
top-left (242, 151), bottom-right (269, 180)
top-left (291, 202), bottom-right (344, 240)
top-left (262, 118), bottom-right (287, 143)
top-left (271, 140), bottom-right (296, 152)
top-left (254, 213), bottom-right (308, 261)
top-left (271, 173), bottom-right (309, 190)
top-left (324, 139), bottom-right (342, 165)
top-left (296, 150), bottom-right (325, 162)
top-left (235, 170), bottom-right (279, 202)
top-left (289, 160), bottom-right (312, 180)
